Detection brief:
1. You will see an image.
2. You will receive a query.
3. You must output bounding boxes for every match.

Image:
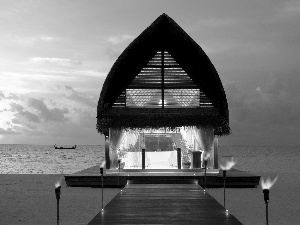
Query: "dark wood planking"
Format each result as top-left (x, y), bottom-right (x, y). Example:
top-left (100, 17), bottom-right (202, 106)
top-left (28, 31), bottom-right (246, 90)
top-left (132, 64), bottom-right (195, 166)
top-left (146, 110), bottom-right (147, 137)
top-left (65, 166), bottom-right (260, 188)
top-left (87, 183), bottom-right (243, 225)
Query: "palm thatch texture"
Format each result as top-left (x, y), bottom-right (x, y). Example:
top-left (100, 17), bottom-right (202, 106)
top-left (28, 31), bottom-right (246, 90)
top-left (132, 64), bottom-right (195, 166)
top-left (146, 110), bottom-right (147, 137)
top-left (97, 13), bottom-right (230, 136)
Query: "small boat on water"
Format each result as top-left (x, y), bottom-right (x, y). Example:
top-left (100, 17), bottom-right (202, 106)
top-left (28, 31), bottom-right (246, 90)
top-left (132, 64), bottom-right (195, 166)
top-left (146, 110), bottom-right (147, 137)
top-left (54, 144), bottom-right (76, 149)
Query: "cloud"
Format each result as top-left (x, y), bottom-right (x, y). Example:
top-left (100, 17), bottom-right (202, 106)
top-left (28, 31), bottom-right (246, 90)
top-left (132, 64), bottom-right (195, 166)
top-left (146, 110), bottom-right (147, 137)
top-left (104, 47), bottom-right (122, 61)
top-left (0, 127), bottom-right (20, 135)
top-left (222, 73), bottom-right (300, 146)
top-left (195, 18), bottom-right (239, 29)
top-left (12, 125), bottom-right (45, 136)
top-left (225, 70), bottom-right (300, 129)
top-left (28, 98), bottom-right (69, 122)
top-left (39, 36), bottom-right (54, 41)
top-left (283, 1), bottom-right (300, 13)
top-left (106, 34), bottom-right (134, 45)
top-left (0, 90), bottom-right (5, 100)
top-left (6, 93), bottom-right (19, 100)
top-left (103, 34), bottom-right (135, 61)
top-left (9, 102), bottom-right (24, 112)
top-left (27, 68), bottom-right (102, 77)
top-left (30, 57), bottom-right (82, 66)
top-left (14, 35), bottom-right (56, 45)
top-left (10, 102), bottom-right (41, 123)
top-left (64, 85), bottom-right (97, 107)
top-left (201, 43), bottom-right (231, 55)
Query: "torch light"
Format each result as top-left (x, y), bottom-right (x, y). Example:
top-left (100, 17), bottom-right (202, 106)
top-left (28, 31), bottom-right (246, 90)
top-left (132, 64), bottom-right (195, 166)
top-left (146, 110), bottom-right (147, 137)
top-left (261, 176), bottom-right (278, 225)
top-left (55, 183), bottom-right (61, 225)
top-left (219, 157), bottom-right (236, 209)
top-left (203, 152), bottom-right (210, 191)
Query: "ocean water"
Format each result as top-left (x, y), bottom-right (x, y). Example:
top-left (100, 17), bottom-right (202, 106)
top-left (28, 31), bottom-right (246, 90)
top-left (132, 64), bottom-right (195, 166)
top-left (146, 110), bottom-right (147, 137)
top-left (218, 145), bottom-right (300, 173)
top-left (0, 144), bottom-right (298, 174)
top-left (0, 145), bottom-right (104, 174)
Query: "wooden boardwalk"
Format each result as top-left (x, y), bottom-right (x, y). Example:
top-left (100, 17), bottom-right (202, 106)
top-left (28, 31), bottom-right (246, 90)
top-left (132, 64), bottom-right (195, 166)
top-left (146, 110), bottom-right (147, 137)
top-left (65, 166), bottom-right (260, 188)
top-left (88, 183), bottom-right (243, 225)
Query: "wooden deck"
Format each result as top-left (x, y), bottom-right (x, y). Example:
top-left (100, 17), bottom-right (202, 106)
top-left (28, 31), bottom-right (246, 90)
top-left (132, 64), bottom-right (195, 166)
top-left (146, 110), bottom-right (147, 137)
top-left (88, 183), bottom-right (243, 225)
top-left (65, 166), bottom-right (260, 188)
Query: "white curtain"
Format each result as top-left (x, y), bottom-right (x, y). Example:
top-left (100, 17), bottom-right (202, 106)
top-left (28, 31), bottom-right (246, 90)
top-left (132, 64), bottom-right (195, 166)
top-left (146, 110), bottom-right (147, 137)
top-left (193, 126), bottom-right (214, 153)
top-left (180, 127), bottom-right (194, 149)
top-left (118, 130), bottom-right (140, 168)
top-left (192, 127), bottom-right (202, 151)
top-left (193, 126), bottom-right (214, 168)
top-left (109, 128), bottom-right (125, 168)
top-left (119, 130), bottom-right (139, 151)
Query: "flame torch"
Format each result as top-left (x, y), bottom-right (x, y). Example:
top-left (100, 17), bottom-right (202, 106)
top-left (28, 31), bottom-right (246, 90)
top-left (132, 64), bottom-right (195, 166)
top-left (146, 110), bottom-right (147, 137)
top-left (261, 176), bottom-right (278, 225)
top-left (203, 152), bottom-right (210, 191)
top-left (219, 157), bottom-right (236, 209)
top-left (55, 183), bottom-right (61, 225)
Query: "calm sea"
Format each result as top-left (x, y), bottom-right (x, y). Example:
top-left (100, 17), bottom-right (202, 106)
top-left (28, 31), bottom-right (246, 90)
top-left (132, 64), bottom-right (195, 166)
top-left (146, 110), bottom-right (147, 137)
top-left (0, 145), bottom-right (104, 174)
top-left (0, 145), bottom-right (298, 174)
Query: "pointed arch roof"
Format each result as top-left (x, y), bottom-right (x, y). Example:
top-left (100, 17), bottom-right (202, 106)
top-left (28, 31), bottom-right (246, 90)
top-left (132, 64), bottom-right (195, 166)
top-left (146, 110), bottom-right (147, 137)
top-left (97, 13), bottom-right (230, 135)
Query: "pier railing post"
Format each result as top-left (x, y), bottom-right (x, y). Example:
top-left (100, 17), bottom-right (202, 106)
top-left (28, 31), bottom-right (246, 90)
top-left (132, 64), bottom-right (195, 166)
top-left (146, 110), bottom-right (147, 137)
top-left (142, 149), bottom-right (145, 169)
top-left (105, 135), bottom-right (110, 169)
top-left (177, 148), bottom-right (181, 169)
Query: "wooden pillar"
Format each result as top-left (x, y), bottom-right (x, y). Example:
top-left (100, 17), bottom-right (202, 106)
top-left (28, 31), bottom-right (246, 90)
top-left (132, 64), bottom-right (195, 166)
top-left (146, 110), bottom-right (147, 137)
top-left (177, 148), bottom-right (181, 169)
top-left (213, 136), bottom-right (219, 169)
top-left (105, 135), bottom-right (110, 169)
top-left (142, 149), bottom-right (145, 169)
top-left (191, 151), bottom-right (202, 169)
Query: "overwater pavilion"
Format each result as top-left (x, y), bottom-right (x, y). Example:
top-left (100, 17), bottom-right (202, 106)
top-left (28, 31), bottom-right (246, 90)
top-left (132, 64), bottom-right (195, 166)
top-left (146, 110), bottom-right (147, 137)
top-left (97, 14), bottom-right (230, 174)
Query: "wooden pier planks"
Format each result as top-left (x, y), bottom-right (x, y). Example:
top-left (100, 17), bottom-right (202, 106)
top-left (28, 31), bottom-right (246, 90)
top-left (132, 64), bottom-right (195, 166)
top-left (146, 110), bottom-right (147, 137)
top-left (88, 183), bottom-right (243, 225)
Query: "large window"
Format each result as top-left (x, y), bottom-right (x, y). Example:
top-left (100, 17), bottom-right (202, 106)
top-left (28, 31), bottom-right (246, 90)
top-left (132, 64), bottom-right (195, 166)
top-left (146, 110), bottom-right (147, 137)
top-left (113, 51), bottom-right (213, 108)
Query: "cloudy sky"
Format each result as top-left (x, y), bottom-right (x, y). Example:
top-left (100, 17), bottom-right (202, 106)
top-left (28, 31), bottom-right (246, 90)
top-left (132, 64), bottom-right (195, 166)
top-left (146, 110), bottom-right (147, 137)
top-left (0, 0), bottom-right (299, 146)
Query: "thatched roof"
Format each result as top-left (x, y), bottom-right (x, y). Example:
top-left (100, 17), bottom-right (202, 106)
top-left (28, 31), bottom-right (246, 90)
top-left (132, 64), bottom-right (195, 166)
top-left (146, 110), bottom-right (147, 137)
top-left (97, 13), bottom-right (230, 136)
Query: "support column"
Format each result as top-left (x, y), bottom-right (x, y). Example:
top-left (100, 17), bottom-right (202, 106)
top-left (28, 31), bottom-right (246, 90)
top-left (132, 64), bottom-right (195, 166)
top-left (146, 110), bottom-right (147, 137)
top-left (177, 148), bottom-right (181, 169)
top-left (105, 135), bottom-right (110, 169)
top-left (213, 136), bottom-right (219, 169)
top-left (142, 149), bottom-right (145, 169)
top-left (191, 151), bottom-right (202, 169)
